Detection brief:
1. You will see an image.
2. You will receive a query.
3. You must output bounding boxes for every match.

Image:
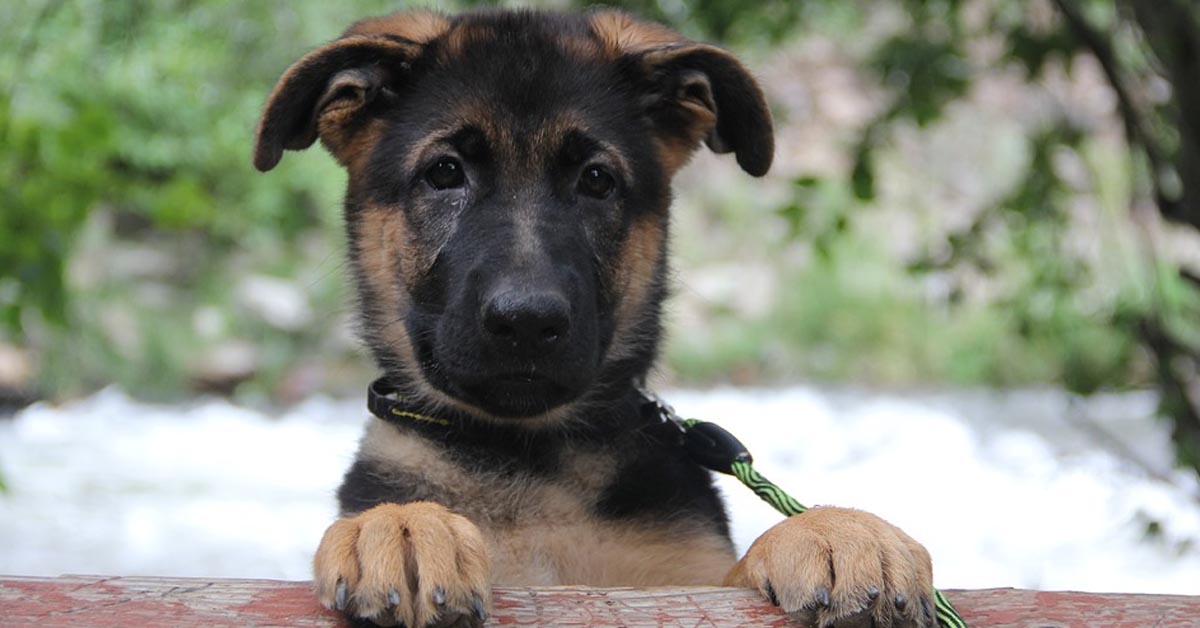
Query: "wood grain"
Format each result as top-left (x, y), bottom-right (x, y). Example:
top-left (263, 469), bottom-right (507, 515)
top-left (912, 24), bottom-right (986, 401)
top-left (1, 575), bottom-right (1197, 628)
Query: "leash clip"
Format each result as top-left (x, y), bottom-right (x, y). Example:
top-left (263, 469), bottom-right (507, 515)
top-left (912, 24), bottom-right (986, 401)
top-left (635, 384), bottom-right (752, 475)
top-left (636, 385), bottom-right (686, 431)
top-left (683, 420), bottom-right (753, 475)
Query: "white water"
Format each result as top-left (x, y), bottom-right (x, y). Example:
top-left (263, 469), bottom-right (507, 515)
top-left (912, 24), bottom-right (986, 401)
top-left (1, 386), bottom-right (1198, 594)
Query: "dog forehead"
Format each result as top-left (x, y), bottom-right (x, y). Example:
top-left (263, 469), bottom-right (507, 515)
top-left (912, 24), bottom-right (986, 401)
top-left (439, 10), bottom-right (605, 62)
top-left (393, 26), bottom-right (636, 166)
top-left (436, 21), bottom-right (624, 120)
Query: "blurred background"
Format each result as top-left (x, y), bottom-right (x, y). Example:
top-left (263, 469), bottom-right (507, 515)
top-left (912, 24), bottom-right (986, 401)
top-left (2, 0), bottom-right (1200, 593)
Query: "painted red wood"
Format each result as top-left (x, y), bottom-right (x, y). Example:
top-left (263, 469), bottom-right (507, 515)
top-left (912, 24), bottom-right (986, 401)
top-left (0, 576), bottom-right (1197, 628)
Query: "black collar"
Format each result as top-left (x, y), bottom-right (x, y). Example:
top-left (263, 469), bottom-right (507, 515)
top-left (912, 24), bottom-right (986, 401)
top-left (365, 377), bottom-right (751, 473)
top-left (366, 377), bottom-right (664, 438)
top-left (367, 378), bottom-right (457, 431)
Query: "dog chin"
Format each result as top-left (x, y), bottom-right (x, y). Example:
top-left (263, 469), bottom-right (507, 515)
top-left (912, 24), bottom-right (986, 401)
top-left (458, 375), bottom-right (578, 419)
top-left (413, 339), bottom-right (592, 419)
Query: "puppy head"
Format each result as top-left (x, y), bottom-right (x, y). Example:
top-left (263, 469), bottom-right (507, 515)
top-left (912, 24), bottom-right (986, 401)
top-left (255, 9), bottom-right (773, 424)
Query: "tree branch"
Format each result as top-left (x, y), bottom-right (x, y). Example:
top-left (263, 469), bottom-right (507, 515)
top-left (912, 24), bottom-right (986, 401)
top-left (1049, 0), bottom-right (1178, 216)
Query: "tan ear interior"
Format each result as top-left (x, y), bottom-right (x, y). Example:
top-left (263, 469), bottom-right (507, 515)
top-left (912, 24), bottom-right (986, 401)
top-left (675, 70), bottom-right (727, 153)
top-left (315, 68), bottom-right (381, 117)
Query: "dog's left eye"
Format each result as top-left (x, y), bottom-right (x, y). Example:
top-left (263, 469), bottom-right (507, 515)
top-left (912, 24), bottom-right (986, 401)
top-left (577, 165), bottom-right (616, 199)
top-left (425, 157), bottom-right (465, 190)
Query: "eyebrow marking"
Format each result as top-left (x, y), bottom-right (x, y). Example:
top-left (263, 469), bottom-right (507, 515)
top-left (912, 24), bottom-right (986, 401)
top-left (560, 129), bottom-right (600, 165)
top-left (403, 124), bottom-right (491, 174)
top-left (556, 128), bottom-right (632, 182)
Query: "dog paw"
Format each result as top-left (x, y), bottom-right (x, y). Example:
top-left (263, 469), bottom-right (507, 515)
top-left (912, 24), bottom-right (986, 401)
top-left (313, 502), bottom-right (492, 627)
top-left (725, 507), bottom-right (936, 628)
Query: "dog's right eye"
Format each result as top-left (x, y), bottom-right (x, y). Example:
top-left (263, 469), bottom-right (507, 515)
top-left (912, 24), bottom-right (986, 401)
top-left (425, 158), bottom-right (465, 190)
top-left (577, 165), bottom-right (616, 199)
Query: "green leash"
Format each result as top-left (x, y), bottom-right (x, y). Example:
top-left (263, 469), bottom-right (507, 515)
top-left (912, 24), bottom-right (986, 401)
top-left (669, 413), bottom-right (968, 628)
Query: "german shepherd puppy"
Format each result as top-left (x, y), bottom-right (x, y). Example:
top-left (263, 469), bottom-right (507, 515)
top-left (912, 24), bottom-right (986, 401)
top-left (255, 9), bottom-right (935, 628)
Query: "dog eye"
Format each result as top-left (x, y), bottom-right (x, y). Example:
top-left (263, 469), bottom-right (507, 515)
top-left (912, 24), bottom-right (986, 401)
top-left (425, 157), bottom-right (465, 190)
top-left (577, 165), bottom-right (615, 199)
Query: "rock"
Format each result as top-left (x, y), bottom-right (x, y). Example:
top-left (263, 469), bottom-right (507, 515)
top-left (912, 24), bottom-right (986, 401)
top-left (235, 275), bottom-right (313, 332)
top-left (189, 341), bottom-right (260, 396)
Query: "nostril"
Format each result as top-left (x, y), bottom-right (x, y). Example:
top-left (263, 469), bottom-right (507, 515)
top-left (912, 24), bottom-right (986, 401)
top-left (489, 322), bottom-right (516, 340)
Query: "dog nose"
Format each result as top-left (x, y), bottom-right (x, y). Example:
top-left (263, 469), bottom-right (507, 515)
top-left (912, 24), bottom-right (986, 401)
top-left (482, 289), bottom-right (571, 355)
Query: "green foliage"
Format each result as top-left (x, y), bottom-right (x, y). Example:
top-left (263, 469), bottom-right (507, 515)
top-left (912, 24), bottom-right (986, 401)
top-left (1005, 20), bottom-right (1082, 77)
top-left (0, 1), bottom-right (418, 397)
top-left (775, 175), bottom-right (854, 259)
top-left (775, 0), bottom-right (1200, 473)
top-left (3, 0), bottom-right (1200, 482)
top-left (872, 38), bottom-right (970, 128)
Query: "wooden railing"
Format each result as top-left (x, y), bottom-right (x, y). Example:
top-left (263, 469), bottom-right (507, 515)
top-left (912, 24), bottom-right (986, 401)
top-left (2, 575), bottom-right (1197, 627)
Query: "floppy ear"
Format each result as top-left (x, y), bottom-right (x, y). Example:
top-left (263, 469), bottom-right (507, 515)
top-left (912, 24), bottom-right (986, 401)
top-left (591, 11), bottom-right (773, 177)
top-left (253, 35), bottom-right (421, 172)
top-left (639, 44), bottom-right (774, 176)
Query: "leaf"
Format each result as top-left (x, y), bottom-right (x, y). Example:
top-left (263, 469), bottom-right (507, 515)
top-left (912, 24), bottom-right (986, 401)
top-left (776, 202), bottom-right (808, 237)
top-left (871, 35), bottom-right (971, 127)
top-left (1005, 24), bottom-right (1082, 78)
top-left (851, 151), bottom-right (876, 201)
top-left (793, 175), bottom-right (822, 188)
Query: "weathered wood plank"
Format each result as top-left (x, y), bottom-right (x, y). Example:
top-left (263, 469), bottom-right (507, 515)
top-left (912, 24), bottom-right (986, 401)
top-left (0, 575), bottom-right (1197, 628)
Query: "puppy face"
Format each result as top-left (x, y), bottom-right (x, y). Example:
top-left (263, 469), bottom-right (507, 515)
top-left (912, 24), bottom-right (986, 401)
top-left (255, 10), bottom-right (772, 423)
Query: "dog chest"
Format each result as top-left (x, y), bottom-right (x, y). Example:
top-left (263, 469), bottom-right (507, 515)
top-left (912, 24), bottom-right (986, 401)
top-left (346, 417), bottom-right (737, 586)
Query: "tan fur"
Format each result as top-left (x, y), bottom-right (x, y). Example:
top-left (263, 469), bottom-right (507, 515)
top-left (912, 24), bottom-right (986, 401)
top-left (357, 418), bottom-right (457, 477)
top-left (589, 10), bottom-right (684, 57)
top-left (357, 419), bottom-right (737, 587)
top-left (725, 507), bottom-right (933, 627)
top-left (442, 21), bottom-right (493, 63)
top-left (603, 216), bottom-right (666, 366)
top-left (355, 205), bottom-right (424, 292)
top-left (313, 502), bottom-right (492, 627)
top-left (654, 134), bottom-right (705, 178)
top-left (345, 10), bottom-right (450, 43)
top-left (351, 204), bottom-right (424, 403)
top-left (494, 517), bottom-right (736, 587)
top-left (650, 70), bottom-right (721, 174)
top-left (312, 517), bottom-right (360, 607)
top-left (321, 112), bottom-right (385, 175)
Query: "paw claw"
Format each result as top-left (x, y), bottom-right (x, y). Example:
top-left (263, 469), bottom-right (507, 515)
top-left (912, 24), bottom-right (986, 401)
top-left (432, 585), bottom-right (447, 608)
top-left (388, 588), bottom-right (401, 608)
top-left (471, 594), bottom-right (489, 622)
top-left (764, 581), bottom-right (780, 606)
top-left (894, 593), bottom-right (908, 612)
top-left (335, 579), bottom-right (348, 611)
top-left (867, 585), bottom-right (880, 601)
top-left (816, 587), bottom-right (830, 608)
